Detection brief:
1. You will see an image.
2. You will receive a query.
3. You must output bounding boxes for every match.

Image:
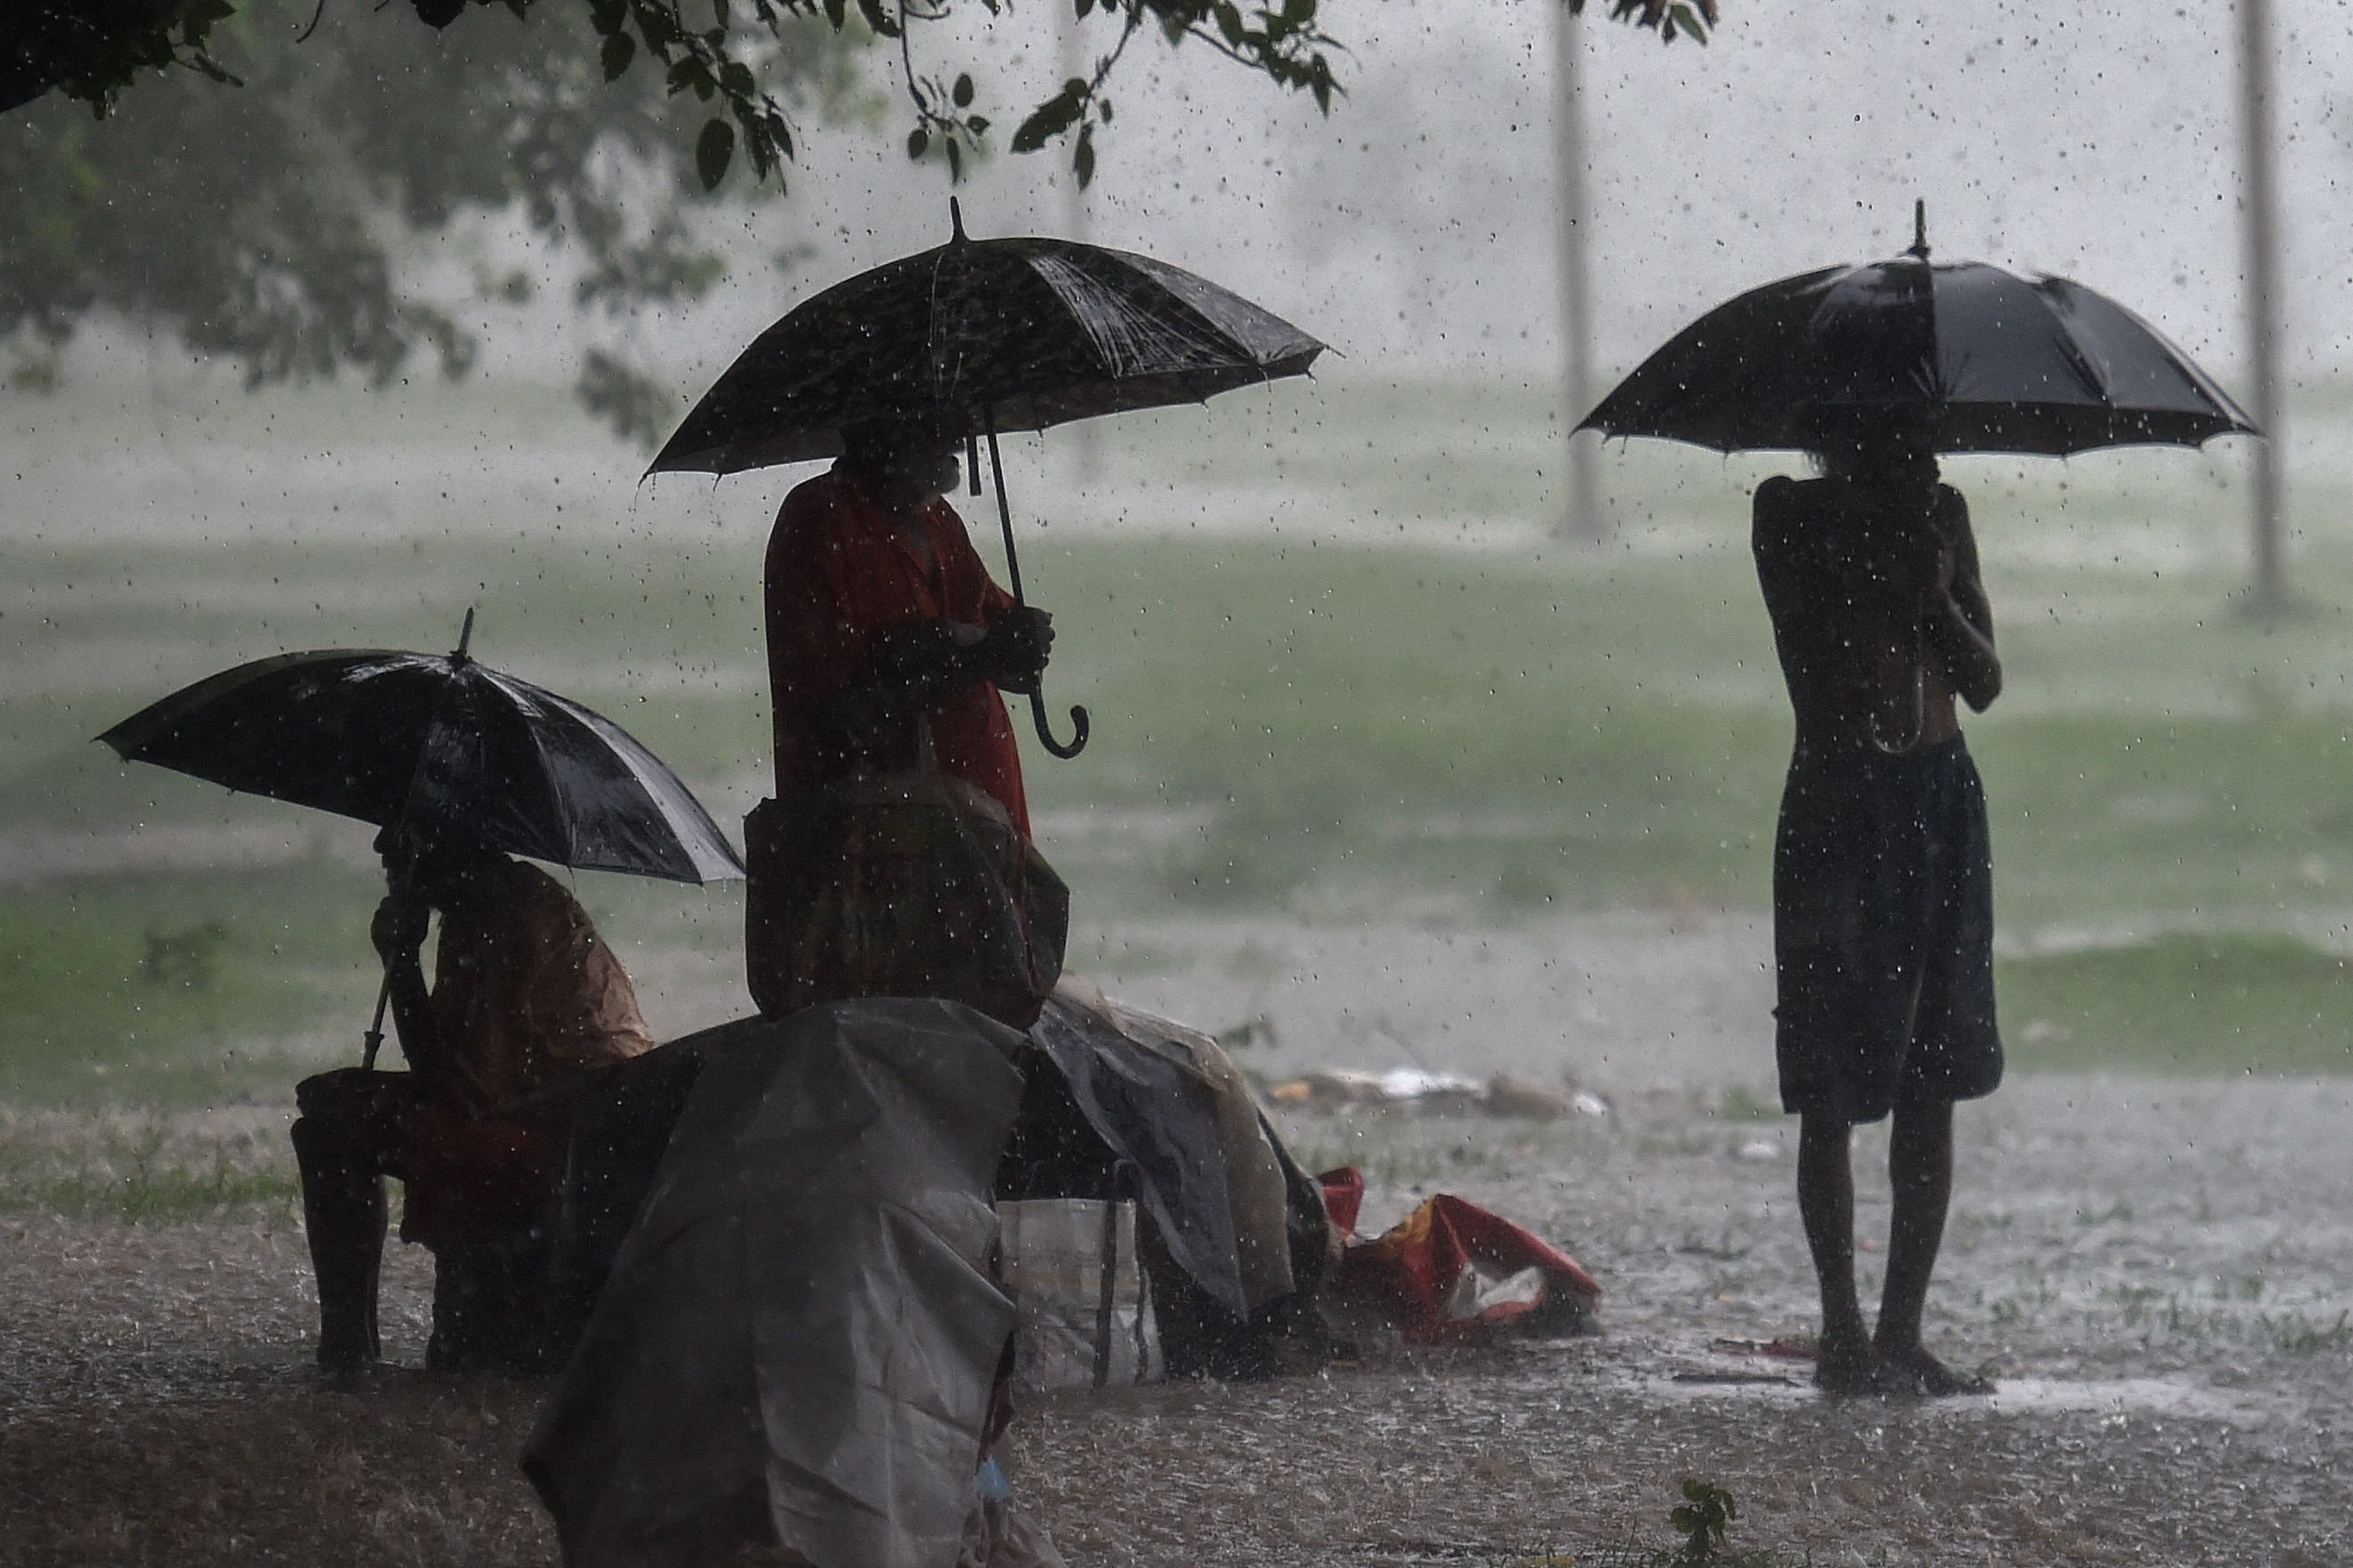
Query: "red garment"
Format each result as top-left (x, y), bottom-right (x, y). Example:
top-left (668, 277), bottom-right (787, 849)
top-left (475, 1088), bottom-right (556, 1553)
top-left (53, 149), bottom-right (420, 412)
top-left (764, 464), bottom-right (1030, 836)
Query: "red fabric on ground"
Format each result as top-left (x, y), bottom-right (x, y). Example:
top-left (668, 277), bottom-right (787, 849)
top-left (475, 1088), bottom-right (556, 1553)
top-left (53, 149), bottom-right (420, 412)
top-left (764, 464), bottom-right (1029, 836)
top-left (1319, 1166), bottom-right (1365, 1237)
top-left (1320, 1167), bottom-right (1602, 1345)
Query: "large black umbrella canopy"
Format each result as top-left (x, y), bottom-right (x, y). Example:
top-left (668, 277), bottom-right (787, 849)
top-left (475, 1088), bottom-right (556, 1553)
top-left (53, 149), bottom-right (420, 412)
top-left (648, 205), bottom-right (1327, 475)
top-left (99, 642), bottom-right (746, 886)
top-left (1581, 205), bottom-right (2257, 456)
top-left (649, 202), bottom-right (1325, 759)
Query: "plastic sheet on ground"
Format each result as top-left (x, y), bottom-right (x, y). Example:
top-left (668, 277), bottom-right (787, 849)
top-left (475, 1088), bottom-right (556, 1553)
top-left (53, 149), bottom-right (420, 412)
top-left (524, 999), bottom-right (1028, 1568)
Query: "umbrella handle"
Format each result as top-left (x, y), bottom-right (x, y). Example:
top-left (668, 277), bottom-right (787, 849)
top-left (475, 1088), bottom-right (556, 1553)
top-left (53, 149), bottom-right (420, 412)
top-left (359, 972), bottom-right (391, 1070)
top-left (985, 417), bottom-right (1091, 759)
top-left (1028, 690), bottom-right (1090, 759)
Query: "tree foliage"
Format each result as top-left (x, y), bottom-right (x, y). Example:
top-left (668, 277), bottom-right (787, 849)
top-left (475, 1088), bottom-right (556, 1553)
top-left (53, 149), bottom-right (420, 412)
top-left (1, 0), bottom-right (1713, 439)
top-left (1, 1), bottom-right (869, 441)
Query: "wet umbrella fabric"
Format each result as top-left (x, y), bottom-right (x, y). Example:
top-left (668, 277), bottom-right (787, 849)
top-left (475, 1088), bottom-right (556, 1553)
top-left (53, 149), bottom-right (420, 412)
top-left (647, 220), bottom-right (1326, 475)
top-left (1580, 221), bottom-right (2256, 456)
top-left (648, 205), bottom-right (1324, 760)
top-left (99, 649), bottom-right (744, 885)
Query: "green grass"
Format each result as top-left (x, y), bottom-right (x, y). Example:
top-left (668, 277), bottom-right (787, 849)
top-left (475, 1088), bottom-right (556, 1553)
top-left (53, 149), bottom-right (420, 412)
top-left (1998, 933), bottom-right (2353, 1074)
top-left (0, 1111), bottom-right (303, 1222)
top-left (12, 371), bottom-right (2353, 1106)
top-left (0, 863), bottom-right (382, 1106)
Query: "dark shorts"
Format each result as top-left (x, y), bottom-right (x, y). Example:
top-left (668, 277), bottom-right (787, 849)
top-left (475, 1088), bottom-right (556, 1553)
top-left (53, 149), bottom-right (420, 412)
top-left (1773, 735), bottom-right (2004, 1123)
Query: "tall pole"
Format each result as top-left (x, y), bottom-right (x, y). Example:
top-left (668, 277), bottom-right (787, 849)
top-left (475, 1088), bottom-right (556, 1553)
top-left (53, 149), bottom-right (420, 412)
top-left (2238, 0), bottom-right (2287, 610)
top-left (1552, 1), bottom-right (1604, 540)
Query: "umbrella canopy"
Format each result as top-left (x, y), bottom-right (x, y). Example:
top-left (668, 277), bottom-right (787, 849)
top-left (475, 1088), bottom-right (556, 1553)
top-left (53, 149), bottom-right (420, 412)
top-left (1581, 204), bottom-right (2258, 457)
top-left (649, 205), bottom-right (1325, 477)
top-left (99, 645), bottom-right (744, 885)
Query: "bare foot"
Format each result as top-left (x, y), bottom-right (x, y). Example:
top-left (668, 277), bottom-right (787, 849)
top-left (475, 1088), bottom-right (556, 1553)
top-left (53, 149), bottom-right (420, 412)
top-left (1875, 1343), bottom-right (1993, 1397)
top-left (1813, 1331), bottom-right (1881, 1398)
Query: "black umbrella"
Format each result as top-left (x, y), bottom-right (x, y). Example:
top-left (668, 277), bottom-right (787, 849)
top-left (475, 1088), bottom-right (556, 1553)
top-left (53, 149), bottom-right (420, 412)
top-left (1580, 202), bottom-right (2258, 456)
top-left (649, 200), bottom-right (1326, 757)
top-left (100, 616), bottom-right (745, 1063)
top-left (100, 620), bottom-right (745, 885)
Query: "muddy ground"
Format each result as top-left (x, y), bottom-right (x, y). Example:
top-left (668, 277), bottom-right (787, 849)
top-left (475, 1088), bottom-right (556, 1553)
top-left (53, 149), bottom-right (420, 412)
top-left (4, 1074), bottom-right (2348, 1567)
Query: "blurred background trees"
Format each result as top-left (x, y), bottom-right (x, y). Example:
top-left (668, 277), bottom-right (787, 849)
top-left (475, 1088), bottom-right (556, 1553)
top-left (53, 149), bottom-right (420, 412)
top-left (0, 0), bottom-right (1704, 443)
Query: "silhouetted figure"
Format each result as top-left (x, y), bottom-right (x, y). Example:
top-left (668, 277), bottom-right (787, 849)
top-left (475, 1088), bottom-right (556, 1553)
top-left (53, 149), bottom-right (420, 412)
top-left (291, 829), bottom-right (653, 1372)
top-left (1752, 413), bottom-right (2005, 1398)
top-left (747, 417), bottom-right (1058, 1019)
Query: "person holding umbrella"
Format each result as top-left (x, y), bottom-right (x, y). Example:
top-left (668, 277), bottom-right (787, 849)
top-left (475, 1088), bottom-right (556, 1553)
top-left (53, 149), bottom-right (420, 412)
top-left (98, 625), bottom-right (745, 1373)
top-left (293, 822), bottom-right (657, 1374)
top-left (1752, 406), bottom-right (2003, 1397)
top-left (660, 204), bottom-right (1324, 1024)
top-left (1581, 202), bottom-right (2258, 1397)
top-left (764, 414), bottom-right (1056, 837)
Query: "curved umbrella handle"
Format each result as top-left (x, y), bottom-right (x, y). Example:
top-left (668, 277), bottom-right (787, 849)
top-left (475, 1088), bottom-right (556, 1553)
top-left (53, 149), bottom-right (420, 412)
top-left (1029, 690), bottom-right (1090, 759)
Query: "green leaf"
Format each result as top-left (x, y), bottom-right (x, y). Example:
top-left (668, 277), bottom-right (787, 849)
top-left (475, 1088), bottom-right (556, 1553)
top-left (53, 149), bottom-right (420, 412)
top-left (944, 137), bottom-right (962, 182)
top-left (1009, 86), bottom-right (1083, 153)
top-left (1213, 2), bottom-right (1245, 45)
top-left (696, 117), bottom-right (735, 189)
top-left (906, 126), bottom-right (929, 159)
top-left (952, 72), bottom-right (974, 107)
top-left (823, 0), bottom-right (846, 25)
top-left (965, 115), bottom-right (989, 135)
top-left (600, 31), bottom-right (635, 79)
top-left (1073, 123), bottom-right (1095, 188)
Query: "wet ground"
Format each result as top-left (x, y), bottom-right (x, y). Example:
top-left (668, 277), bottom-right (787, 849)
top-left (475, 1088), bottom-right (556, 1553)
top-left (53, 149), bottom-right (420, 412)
top-left (3, 1076), bottom-right (2349, 1566)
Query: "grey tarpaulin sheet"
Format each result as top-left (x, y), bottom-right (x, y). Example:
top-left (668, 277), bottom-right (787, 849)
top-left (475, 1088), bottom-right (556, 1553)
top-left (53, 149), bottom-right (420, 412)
top-left (524, 998), bottom-right (1028, 1568)
top-left (1026, 984), bottom-right (1298, 1316)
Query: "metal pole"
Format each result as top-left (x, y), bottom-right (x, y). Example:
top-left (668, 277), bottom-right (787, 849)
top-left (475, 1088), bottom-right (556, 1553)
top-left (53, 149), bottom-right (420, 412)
top-left (1552, 0), bottom-right (1605, 541)
top-left (2238, 0), bottom-right (2287, 610)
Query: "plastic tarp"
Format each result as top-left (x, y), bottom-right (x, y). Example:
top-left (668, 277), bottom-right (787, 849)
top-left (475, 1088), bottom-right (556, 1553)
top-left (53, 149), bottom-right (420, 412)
top-left (524, 999), bottom-right (1027, 1568)
top-left (1025, 984), bottom-right (1299, 1317)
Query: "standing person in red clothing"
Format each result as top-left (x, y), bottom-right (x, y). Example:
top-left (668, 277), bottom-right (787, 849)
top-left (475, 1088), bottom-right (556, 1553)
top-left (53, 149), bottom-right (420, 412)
top-left (763, 418), bottom-right (1053, 827)
top-left (748, 417), bottom-right (1058, 1019)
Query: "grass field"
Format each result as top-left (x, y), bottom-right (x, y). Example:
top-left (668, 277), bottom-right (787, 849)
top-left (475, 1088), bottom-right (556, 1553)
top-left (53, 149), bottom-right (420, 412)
top-left (9, 368), bottom-right (2353, 1111)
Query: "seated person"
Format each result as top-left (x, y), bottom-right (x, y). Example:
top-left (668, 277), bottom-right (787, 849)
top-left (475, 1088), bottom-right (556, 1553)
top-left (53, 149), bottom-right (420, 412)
top-left (291, 826), bottom-right (654, 1372)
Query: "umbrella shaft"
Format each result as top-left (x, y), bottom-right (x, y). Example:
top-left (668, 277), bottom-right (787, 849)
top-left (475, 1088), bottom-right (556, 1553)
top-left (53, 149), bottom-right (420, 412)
top-left (361, 973), bottom-right (392, 1070)
top-left (984, 421), bottom-right (1027, 606)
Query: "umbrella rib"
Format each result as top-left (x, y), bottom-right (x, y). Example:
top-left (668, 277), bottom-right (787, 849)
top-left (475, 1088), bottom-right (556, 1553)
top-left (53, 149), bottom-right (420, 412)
top-left (2028, 279), bottom-right (2115, 407)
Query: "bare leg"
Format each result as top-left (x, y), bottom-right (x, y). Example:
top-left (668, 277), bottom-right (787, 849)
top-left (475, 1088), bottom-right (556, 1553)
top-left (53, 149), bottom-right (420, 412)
top-left (1796, 1112), bottom-right (1875, 1394)
top-left (1875, 1098), bottom-right (1989, 1395)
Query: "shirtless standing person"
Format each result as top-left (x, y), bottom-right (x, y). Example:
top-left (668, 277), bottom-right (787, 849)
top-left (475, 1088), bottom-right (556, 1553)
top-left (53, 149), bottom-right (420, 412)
top-left (1751, 413), bottom-right (2005, 1397)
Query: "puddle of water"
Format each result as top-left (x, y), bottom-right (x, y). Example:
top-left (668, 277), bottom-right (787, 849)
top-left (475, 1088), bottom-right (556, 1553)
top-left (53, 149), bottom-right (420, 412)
top-left (1981, 1376), bottom-right (2279, 1426)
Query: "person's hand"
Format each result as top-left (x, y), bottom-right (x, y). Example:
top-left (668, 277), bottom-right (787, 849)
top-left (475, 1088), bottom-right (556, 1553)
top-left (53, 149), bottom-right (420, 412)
top-left (370, 891), bottom-right (429, 965)
top-left (979, 607), bottom-right (1054, 693)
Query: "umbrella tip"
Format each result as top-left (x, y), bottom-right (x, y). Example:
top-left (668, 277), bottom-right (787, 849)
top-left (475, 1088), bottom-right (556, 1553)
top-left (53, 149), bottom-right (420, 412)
top-left (950, 197), bottom-right (967, 243)
top-left (1908, 198), bottom-right (1930, 259)
top-left (453, 606), bottom-right (476, 664)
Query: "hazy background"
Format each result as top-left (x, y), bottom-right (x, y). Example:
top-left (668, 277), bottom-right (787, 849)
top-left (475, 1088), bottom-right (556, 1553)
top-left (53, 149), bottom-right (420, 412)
top-left (7, 0), bottom-right (2353, 1123)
